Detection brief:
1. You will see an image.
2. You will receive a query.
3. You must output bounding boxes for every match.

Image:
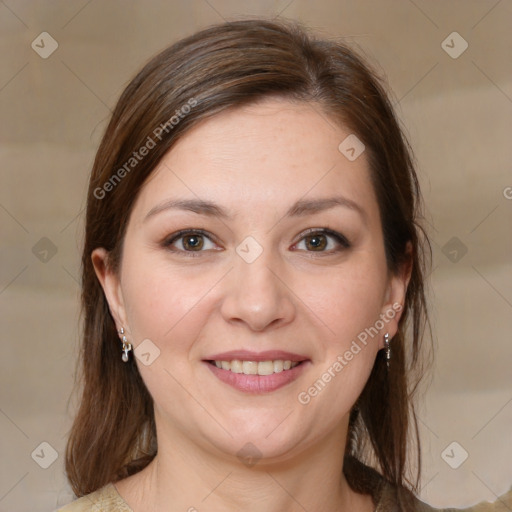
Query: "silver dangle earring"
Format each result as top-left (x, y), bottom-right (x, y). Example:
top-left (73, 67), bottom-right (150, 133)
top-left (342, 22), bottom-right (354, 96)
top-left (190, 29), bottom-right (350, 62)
top-left (384, 333), bottom-right (391, 369)
top-left (119, 327), bottom-right (132, 362)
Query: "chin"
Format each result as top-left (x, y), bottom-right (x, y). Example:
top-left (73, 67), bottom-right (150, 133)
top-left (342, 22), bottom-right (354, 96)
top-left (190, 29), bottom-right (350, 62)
top-left (206, 421), bottom-right (311, 466)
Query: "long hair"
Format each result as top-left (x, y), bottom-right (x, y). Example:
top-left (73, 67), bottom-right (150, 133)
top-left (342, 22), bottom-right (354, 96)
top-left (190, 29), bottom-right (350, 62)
top-left (65, 17), bottom-right (433, 509)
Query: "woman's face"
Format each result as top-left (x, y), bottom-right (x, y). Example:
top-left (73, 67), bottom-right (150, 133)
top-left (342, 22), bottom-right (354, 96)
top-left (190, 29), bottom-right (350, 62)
top-left (94, 97), bottom-right (408, 464)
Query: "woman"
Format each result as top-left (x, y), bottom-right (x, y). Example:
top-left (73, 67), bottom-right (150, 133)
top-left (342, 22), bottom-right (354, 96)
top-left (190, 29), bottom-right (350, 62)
top-left (57, 18), bottom-right (511, 512)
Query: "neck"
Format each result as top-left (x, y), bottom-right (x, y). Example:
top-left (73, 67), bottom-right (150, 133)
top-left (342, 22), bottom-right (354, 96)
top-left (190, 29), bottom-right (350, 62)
top-left (115, 419), bottom-right (374, 512)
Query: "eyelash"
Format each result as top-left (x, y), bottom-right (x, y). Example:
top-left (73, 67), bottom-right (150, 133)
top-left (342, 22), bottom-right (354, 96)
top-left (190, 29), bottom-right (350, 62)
top-left (163, 228), bottom-right (351, 258)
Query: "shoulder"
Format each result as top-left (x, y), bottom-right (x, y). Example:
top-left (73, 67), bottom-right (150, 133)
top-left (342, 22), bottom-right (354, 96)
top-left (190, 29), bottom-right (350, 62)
top-left (379, 479), bottom-right (512, 512)
top-left (55, 483), bottom-right (133, 512)
top-left (416, 487), bottom-right (512, 512)
top-left (344, 455), bottom-right (512, 512)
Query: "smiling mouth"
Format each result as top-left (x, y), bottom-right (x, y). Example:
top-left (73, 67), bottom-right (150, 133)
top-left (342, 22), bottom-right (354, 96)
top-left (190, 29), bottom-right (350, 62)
top-left (207, 359), bottom-right (304, 376)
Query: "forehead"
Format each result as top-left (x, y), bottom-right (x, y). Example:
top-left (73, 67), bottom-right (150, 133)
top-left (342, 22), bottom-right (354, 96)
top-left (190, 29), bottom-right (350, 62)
top-left (131, 98), bottom-right (378, 223)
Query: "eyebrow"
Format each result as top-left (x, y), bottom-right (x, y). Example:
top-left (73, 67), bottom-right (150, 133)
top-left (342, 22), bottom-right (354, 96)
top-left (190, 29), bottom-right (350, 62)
top-left (144, 196), bottom-right (367, 223)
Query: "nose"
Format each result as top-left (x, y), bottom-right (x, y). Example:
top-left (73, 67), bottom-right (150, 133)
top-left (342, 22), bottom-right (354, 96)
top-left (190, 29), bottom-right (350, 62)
top-left (220, 251), bottom-right (296, 332)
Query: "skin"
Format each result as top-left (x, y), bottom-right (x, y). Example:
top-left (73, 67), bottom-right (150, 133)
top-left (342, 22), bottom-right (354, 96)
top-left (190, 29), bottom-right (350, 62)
top-left (93, 97), bottom-right (410, 512)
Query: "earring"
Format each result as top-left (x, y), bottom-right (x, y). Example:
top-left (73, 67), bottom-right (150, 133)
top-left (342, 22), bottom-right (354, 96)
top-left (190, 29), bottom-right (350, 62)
top-left (384, 333), bottom-right (391, 369)
top-left (118, 327), bottom-right (132, 363)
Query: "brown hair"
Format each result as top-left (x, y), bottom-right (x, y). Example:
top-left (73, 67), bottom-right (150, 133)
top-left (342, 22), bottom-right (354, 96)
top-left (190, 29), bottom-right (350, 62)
top-left (65, 17), bottom-right (433, 509)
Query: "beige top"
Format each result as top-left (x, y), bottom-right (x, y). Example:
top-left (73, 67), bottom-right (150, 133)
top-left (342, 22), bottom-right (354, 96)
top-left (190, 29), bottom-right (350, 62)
top-left (56, 457), bottom-right (512, 512)
top-left (55, 481), bottom-right (512, 512)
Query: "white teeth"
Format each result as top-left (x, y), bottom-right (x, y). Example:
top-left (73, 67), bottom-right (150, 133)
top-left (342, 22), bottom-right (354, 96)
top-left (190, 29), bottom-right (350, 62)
top-left (258, 361), bottom-right (274, 376)
top-left (213, 359), bottom-right (300, 375)
top-left (242, 361), bottom-right (258, 375)
top-left (273, 360), bottom-right (284, 373)
top-left (230, 360), bottom-right (243, 373)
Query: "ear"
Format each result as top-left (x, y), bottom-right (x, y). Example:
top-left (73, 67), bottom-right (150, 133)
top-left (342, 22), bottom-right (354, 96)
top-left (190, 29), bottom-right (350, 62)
top-left (378, 242), bottom-right (413, 349)
top-left (91, 248), bottom-right (128, 332)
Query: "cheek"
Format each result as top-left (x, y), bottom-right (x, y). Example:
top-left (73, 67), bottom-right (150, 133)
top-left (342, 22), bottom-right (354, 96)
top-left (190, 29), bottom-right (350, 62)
top-left (304, 260), bottom-right (387, 408)
top-left (298, 273), bottom-right (384, 424)
top-left (120, 251), bottom-right (215, 344)
top-left (306, 260), bottom-right (387, 344)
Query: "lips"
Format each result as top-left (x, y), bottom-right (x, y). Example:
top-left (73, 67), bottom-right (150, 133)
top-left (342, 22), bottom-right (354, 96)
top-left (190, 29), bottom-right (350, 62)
top-left (204, 350), bottom-right (309, 362)
top-left (203, 350), bottom-right (310, 394)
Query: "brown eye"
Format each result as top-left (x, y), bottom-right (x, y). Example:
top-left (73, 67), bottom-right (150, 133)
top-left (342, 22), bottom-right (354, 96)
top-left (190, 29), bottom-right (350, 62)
top-left (164, 229), bottom-right (217, 256)
top-left (181, 234), bottom-right (204, 251)
top-left (304, 233), bottom-right (328, 251)
top-left (294, 229), bottom-right (350, 254)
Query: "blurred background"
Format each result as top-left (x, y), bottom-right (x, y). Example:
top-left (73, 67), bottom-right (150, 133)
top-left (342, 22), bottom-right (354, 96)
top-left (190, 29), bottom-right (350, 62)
top-left (1, 1), bottom-right (511, 510)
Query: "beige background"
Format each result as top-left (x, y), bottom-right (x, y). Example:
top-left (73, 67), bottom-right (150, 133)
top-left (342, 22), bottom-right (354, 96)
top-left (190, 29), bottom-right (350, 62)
top-left (1, 1), bottom-right (511, 511)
